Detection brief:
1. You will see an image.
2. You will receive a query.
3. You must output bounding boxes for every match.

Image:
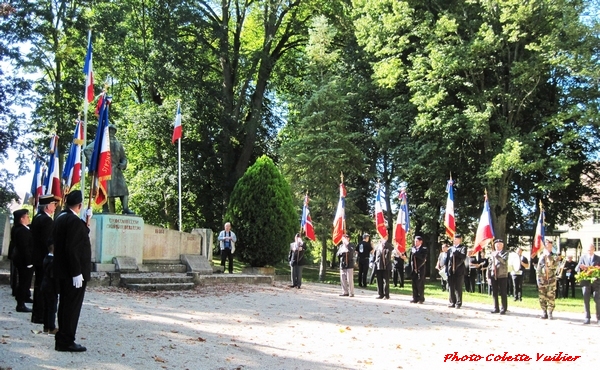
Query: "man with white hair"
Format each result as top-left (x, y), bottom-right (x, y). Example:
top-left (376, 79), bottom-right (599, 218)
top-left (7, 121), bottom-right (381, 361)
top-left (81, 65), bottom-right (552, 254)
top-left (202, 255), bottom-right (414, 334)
top-left (218, 222), bottom-right (237, 274)
top-left (576, 244), bottom-right (600, 325)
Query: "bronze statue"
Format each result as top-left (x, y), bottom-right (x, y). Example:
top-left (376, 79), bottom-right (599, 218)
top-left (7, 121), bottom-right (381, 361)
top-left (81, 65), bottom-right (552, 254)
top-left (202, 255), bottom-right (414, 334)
top-left (84, 124), bottom-right (134, 214)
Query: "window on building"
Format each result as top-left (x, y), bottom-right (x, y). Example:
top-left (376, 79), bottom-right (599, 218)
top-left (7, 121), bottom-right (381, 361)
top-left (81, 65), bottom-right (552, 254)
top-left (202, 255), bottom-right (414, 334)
top-left (594, 238), bottom-right (600, 249)
top-left (594, 210), bottom-right (600, 224)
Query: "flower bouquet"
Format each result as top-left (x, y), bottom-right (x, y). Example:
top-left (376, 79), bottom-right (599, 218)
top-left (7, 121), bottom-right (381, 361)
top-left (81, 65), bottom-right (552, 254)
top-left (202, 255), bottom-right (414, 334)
top-left (575, 265), bottom-right (600, 283)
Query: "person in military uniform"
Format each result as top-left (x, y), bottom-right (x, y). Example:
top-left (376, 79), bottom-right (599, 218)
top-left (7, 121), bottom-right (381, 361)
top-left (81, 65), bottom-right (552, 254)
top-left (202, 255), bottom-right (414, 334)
top-left (446, 234), bottom-right (467, 308)
top-left (30, 195), bottom-right (58, 324)
top-left (410, 236), bottom-right (427, 303)
top-left (84, 123), bottom-right (134, 214)
top-left (356, 233), bottom-right (372, 287)
top-left (488, 239), bottom-right (509, 314)
top-left (536, 239), bottom-right (560, 319)
top-left (561, 255), bottom-right (577, 298)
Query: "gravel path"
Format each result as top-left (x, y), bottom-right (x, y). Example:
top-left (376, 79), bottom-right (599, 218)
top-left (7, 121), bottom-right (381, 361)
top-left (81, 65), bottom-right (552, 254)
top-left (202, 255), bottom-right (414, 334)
top-left (0, 282), bottom-right (597, 370)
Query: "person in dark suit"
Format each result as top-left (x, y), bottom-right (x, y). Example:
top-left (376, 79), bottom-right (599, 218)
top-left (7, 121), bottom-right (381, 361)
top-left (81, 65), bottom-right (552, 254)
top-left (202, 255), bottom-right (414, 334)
top-left (356, 233), bottom-right (372, 287)
top-left (576, 244), bottom-right (600, 325)
top-left (10, 209), bottom-right (34, 313)
top-left (288, 233), bottom-right (306, 289)
top-left (446, 234), bottom-right (467, 308)
top-left (562, 255), bottom-right (577, 298)
top-left (489, 239), bottom-right (509, 315)
top-left (410, 236), bottom-right (427, 303)
top-left (42, 244), bottom-right (59, 334)
top-left (30, 195), bottom-right (58, 324)
top-left (52, 191), bottom-right (91, 352)
top-left (374, 236), bottom-right (394, 299)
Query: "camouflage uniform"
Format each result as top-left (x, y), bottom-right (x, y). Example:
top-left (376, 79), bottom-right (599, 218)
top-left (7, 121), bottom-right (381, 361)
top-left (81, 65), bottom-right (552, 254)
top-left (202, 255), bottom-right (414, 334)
top-left (536, 252), bottom-right (559, 318)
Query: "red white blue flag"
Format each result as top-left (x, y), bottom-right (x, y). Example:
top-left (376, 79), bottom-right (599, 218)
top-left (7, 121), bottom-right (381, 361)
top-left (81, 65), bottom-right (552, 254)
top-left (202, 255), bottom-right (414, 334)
top-left (301, 194), bottom-right (316, 241)
top-left (30, 159), bottom-right (45, 208)
top-left (332, 182), bottom-right (346, 245)
top-left (62, 119), bottom-right (84, 193)
top-left (473, 192), bottom-right (495, 255)
top-left (83, 31), bottom-right (94, 105)
top-left (172, 101), bottom-right (182, 144)
top-left (44, 135), bottom-right (62, 201)
top-left (444, 177), bottom-right (456, 239)
top-left (375, 184), bottom-right (388, 239)
top-left (394, 188), bottom-right (409, 253)
top-left (531, 206), bottom-right (545, 257)
top-left (89, 94), bottom-right (112, 206)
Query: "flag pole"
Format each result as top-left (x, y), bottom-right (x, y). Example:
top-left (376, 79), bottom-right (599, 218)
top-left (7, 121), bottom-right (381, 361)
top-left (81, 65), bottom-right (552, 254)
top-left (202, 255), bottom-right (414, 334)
top-left (80, 30), bottom-right (91, 207)
top-left (340, 172), bottom-right (345, 234)
top-left (177, 130), bottom-right (182, 232)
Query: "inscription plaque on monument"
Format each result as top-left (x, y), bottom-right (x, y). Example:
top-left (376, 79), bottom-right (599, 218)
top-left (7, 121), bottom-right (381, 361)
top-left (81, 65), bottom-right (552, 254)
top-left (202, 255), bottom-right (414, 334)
top-left (93, 214), bottom-right (144, 264)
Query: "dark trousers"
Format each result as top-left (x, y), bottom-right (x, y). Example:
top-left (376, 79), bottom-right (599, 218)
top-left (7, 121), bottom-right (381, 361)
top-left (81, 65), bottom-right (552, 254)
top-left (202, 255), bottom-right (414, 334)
top-left (393, 266), bottom-right (404, 287)
top-left (357, 258), bottom-right (369, 286)
top-left (376, 269), bottom-right (390, 298)
top-left (56, 279), bottom-right (86, 347)
top-left (31, 265), bottom-right (44, 322)
top-left (369, 265), bottom-right (376, 285)
top-left (491, 277), bottom-right (508, 312)
top-left (512, 273), bottom-right (523, 300)
top-left (291, 265), bottom-right (303, 287)
top-left (468, 269), bottom-right (477, 293)
top-left (10, 260), bottom-right (18, 296)
top-left (448, 274), bottom-right (464, 306)
top-left (464, 271), bottom-right (472, 293)
top-left (564, 277), bottom-right (576, 298)
top-left (15, 265), bottom-right (34, 305)
top-left (220, 248), bottom-right (233, 273)
top-left (42, 283), bottom-right (58, 330)
top-left (582, 279), bottom-right (600, 320)
top-left (411, 272), bottom-right (425, 302)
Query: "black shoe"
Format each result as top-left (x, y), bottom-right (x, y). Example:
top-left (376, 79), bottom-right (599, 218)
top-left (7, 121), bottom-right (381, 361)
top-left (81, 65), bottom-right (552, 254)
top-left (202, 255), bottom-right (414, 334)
top-left (376, 296), bottom-right (383, 299)
top-left (409, 300), bottom-right (417, 303)
top-left (490, 310), bottom-right (500, 314)
top-left (339, 294), bottom-right (349, 297)
top-left (55, 343), bottom-right (87, 352)
top-left (448, 304), bottom-right (455, 308)
top-left (288, 285), bottom-right (296, 288)
top-left (456, 305), bottom-right (461, 309)
top-left (500, 310), bottom-right (506, 315)
top-left (418, 301), bottom-right (424, 304)
top-left (16, 304), bottom-right (32, 313)
top-left (296, 286), bottom-right (300, 289)
top-left (583, 318), bottom-right (590, 325)
top-left (383, 296), bottom-right (389, 300)
top-left (540, 314), bottom-right (548, 320)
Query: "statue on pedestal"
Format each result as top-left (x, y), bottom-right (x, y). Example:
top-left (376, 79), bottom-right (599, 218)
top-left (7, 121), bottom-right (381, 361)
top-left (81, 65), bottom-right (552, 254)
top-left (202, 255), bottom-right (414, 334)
top-left (84, 124), bottom-right (135, 214)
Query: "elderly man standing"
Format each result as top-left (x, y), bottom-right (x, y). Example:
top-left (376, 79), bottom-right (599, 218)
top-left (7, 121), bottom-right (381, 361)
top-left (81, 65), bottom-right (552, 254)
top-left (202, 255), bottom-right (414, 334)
top-left (446, 234), bottom-right (467, 308)
top-left (536, 239), bottom-right (560, 320)
top-left (374, 236), bottom-right (394, 300)
top-left (410, 236), bottom-right (428, 304)
top-left (30, 195), bottom-right (58, 324)
top-left (52, 190), bottom-right (91, 352)
top-left (218, 222), bottom-right (237, 274)
top-left (576, 244), bottom-right (600, 325)
top-left (489, 239), bottom-right (509, 315)
top-left (337, 234), bottom-right (355, 297)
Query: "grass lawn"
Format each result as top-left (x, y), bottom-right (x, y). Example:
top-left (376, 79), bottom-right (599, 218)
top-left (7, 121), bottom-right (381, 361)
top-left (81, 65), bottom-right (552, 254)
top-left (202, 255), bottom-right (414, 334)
top-left (217, 257), bottom-right (585, 314)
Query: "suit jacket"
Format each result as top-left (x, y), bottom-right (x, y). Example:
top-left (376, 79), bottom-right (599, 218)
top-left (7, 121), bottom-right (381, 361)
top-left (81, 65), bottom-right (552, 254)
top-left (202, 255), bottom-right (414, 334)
top-left (576, 254), bottom-right (600, 273)
top-left (374, 241), bottom-right (394, 271)
top-left (10, 223), bottom-right (34, 268)
top-left (446, 244), bottom-right (467, 277)
top-left (30, 211), bottom-right (54, 267)
top-left (488, 250), bottom-right (509, 279)
top-left (288, 241), bottom-right (306, 266)
top-left (52, 209), bottom-right (92, 281)
top-left (410, 245), bottom-right (427, 276)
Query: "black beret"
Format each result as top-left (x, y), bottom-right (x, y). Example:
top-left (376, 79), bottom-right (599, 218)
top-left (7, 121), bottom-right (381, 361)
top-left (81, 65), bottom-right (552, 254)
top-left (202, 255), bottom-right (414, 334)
top-left (13, 209), bottom-right (29, 223)
top-left (66, 190), bottom-right (83, 206)
top-left (415, 235), bottom-right (423, 241)
top-left (494, 238), bottom-right (504, 244)
top-left (454, 234), bottom-right (462, 239)
top-left (39, 195), bottom-right (57, 205)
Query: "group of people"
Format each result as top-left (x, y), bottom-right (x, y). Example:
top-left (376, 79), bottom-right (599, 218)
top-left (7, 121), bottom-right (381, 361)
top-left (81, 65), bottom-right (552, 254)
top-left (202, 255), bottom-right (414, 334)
top-left (9, 191), bottom-right (92, 352)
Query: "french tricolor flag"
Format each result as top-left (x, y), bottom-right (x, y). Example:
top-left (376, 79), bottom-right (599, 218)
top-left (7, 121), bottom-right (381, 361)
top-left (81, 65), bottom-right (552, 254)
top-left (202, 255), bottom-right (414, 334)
top-left (44, 135), bottom-right (62, 201)
top-left (172, 102), bottom-right (182, 144)
top-left (394, 188), bottom-right (409, 253)
top-left (472, 192), bottom-right (495, 255)
top-left (375, 184), bottom-right (388, 239)
top-left (83, 31), bottom-right (94, 105)
top-left (62, 119), bottom-right (84, 192)
top-left (444, 177), bottom-right (456, 239)
top-left (531, 207), bottom-right (545, 258)
top-left (332, 182), bottom-right (346, 245)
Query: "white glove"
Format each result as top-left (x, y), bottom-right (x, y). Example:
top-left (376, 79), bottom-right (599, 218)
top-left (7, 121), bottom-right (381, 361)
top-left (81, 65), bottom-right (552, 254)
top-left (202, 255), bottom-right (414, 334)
top-left (86, 208), bottom-right (93, 218)
top-left (73, 274), bottom-right (84, 288)
top-left (26, 265), bottom-right (33, 268)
